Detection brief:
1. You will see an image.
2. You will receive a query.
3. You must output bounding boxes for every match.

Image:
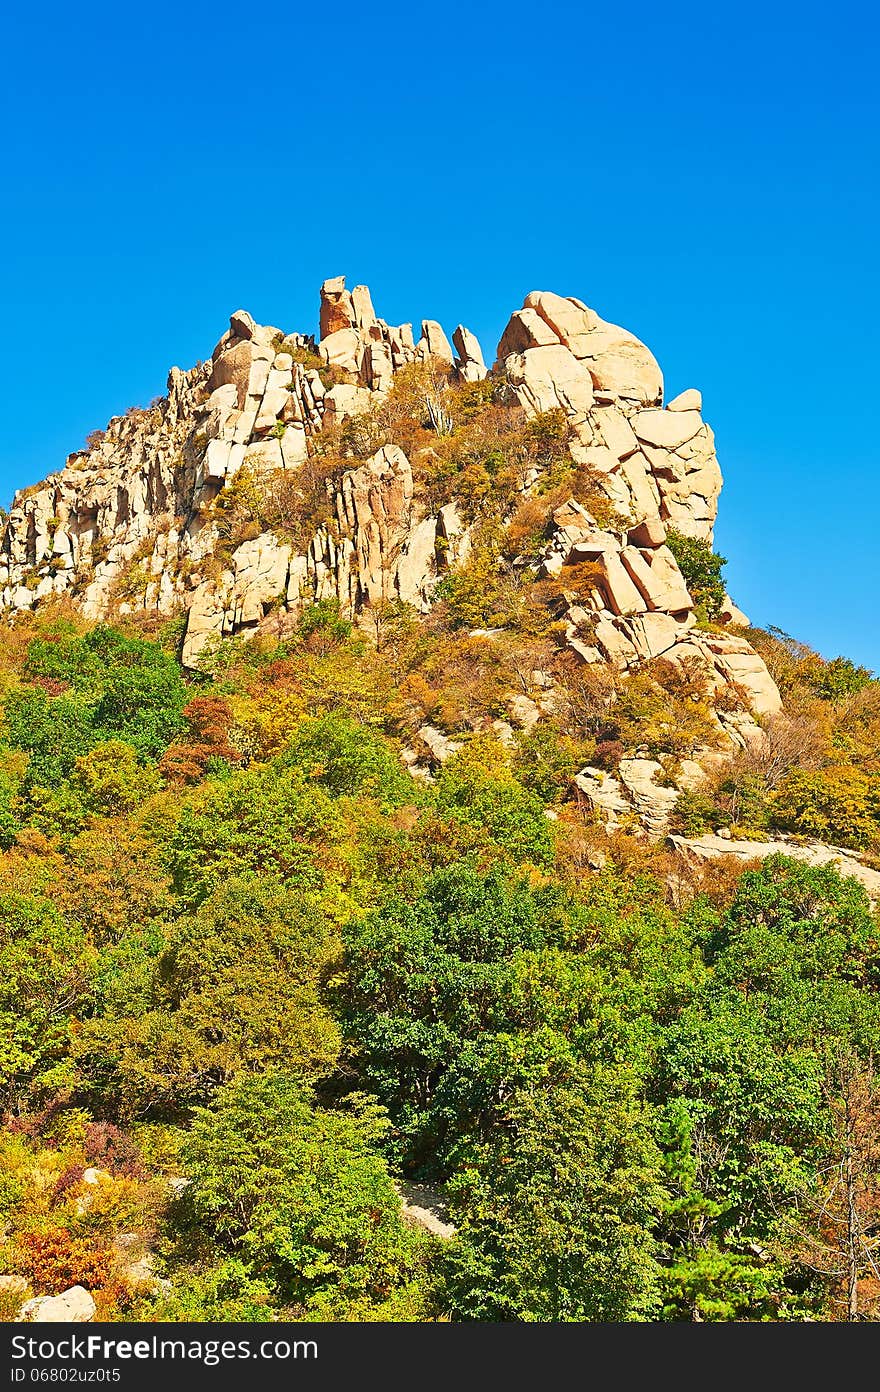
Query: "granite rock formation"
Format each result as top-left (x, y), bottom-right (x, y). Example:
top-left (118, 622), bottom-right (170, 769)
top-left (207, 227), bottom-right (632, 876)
top-left (0, 276), bottom-right (782, 833)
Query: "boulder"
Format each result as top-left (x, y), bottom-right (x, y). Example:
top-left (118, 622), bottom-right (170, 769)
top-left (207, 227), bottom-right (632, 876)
top-left (620, 546), bottom-right (665, 609)
top-left (505, 345), bottom-right (594, 420)
top-left (594, 405), bottom-right (640, 460)
top-left (509, 693), bottom-right (542, 731)
top-left (322, 383), bottom-right (373, 423)
top-left (568, 531), bottom-right (622, 559)
top-left (452, 325), bottom-right (487, 381)
top-left (719, 593), bottom-right (751, 627)
top-left (398, 1182), bottom-right (456, 1239)
top-left (319, 275), bottom-right (356, 338)
top-left (246, 357), bottom-right (271, 400)
top-left (593, 614), bottom-right (640, 667)
top-left (688, 632), bottom-right (782, 715)
top-left (255, 386), bottom-right (290, 429)
top-left (523, 290), bottom-right (599, 353)
top-left (203, 439), bottom-right (234, 481)
top-left (621, 610), bottom-right (682, 659)
top-left (362, 340), bottom-right (394, 393)
top-left (417, 320), bottom-right (455, 364)
top-left (619, 450), bottom-right (662, 521)
top-left (595, 552), bottom-right (646, 616)
top-left (351, 284), bottom-right (378, 333)
top-left (573, 767), bottom-right (630, 827)
top-left (627, 516), bottom-right (667, 548)
top-left (280, 427), bottom-right (308, 468)
top-left (396, 516), bottom-right (438, 607)
top-left (641, 545), bottom-right (694, 612)
top-left (618, 757), bottom-right (680, 835)
top-left (208, 339), bottom-right (256, 407)
top-left (579, 329), bottom-right (663, 404)
top-left (667, 388), bottom-right (702, 412)
top-left (229, 309), bottom-right (256, 341)
top-left (419, 724), bottom-right (462, 763)
top-left (182, 585), bottom-right (228, 668)
top-left (497, 307), bottom-right (560, 358)
top-left (244, 439), bottom-right (284, 472)
top-left (633, 408), bottom-right (704, 451)
top-left (335, 445), bottom-right (418, 608)
top-left (515, 291), bottom-right (663, 405)
top-left (18, 1287), bottom-right (96, 1323)
top-left (318, 328), bottom-right (362, 374)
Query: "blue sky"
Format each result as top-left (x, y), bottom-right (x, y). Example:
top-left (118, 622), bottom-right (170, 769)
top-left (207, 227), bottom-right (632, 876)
top-left (2, 1), bottom-right (878, 666)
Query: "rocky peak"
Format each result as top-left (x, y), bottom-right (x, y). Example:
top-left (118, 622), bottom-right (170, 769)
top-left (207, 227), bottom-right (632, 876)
top-left (0, 276), bottom-right (780, 832)
top-left (498, 290), bottom-right (664, 407)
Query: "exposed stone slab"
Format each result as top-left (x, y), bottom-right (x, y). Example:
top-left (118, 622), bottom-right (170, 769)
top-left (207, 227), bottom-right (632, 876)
top-left (669, 835), bottom-right (880, 901)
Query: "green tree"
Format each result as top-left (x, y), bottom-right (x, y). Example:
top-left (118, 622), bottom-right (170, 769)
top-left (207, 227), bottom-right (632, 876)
top-left (810, 656), bottom-right (874, 701)
top-left (708, 855), bottom-right (879, 996)
top-left (0, 890), bottom-right (97, 1108)
top-left (167, 765), bottom-right (342, 906)
top-left (76, 874), bottom-right (340, 1115)
top-left (511, 723), bottom-right (593, 803)
top-left (665, 529), bottom-right (727, 620)
top-left (651, 859), bottom-right (880, 1320)
top-left (3, 687), bottom-right (96, 787)
top-left (341, 863), bottom-right (584, 1169)
top-left (772, 768), bottom-right (880, 850)
top-left (0, 749), bottom-right (26, 848)
top-left (281, 712), bottom-right (415, 805)
top-left (442, 1066), bottom-right (663, 1321)
top-left (73, 740), bottom-right (161, 817)
top-left (434, 747), bottom-right (556, 868)
top-left (181, 1072), bottom-right (430, 1316)
top-left (92, 648), bottom-right (187, 758)
top-left (3, 629), bottom-right (188, 817)
top-left (137, 1259), bottom-right (276, 1322)
top-left (297, 598), bottom-right (352, 650)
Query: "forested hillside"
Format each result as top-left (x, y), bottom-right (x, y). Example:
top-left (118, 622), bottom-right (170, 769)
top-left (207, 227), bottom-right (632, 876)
top-left (2, 282), bottom-right (880, 1323)
top-left (0, 604), bottom-right (879, 1322)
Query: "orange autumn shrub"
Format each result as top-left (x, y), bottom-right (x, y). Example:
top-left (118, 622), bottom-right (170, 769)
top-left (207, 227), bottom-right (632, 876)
top-left (18, 1228), bottom-right (114, 1294)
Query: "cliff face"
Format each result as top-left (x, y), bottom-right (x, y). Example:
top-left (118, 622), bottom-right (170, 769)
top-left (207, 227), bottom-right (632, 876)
top-left (0, 277), bottom-right (782, 829)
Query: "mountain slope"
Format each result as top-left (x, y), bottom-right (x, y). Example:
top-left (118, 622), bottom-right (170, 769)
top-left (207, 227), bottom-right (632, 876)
top-left (0, 277), bottom-right (788, 838)
top-left (2, 283), bottom-right (880, 1324)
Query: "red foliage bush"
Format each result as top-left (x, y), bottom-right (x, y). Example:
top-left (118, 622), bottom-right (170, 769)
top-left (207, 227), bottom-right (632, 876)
top-left (84, 1122), bottom-right (143, 1179)
top-left (6, 1097), bottom-right (69, 1139)
top-left (593, 738), bottom-right (625, 771)
top-left (159, 696), bottom-right (240, 783)
top-left (19, 1229), bottom-right (114, 1295)
top-left (30, 676), bottom-right (70, 696)
top-left (50, 1165), bottom-right (86, 1206)
top-left (94, 1277), bottom-right (138, 1319)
